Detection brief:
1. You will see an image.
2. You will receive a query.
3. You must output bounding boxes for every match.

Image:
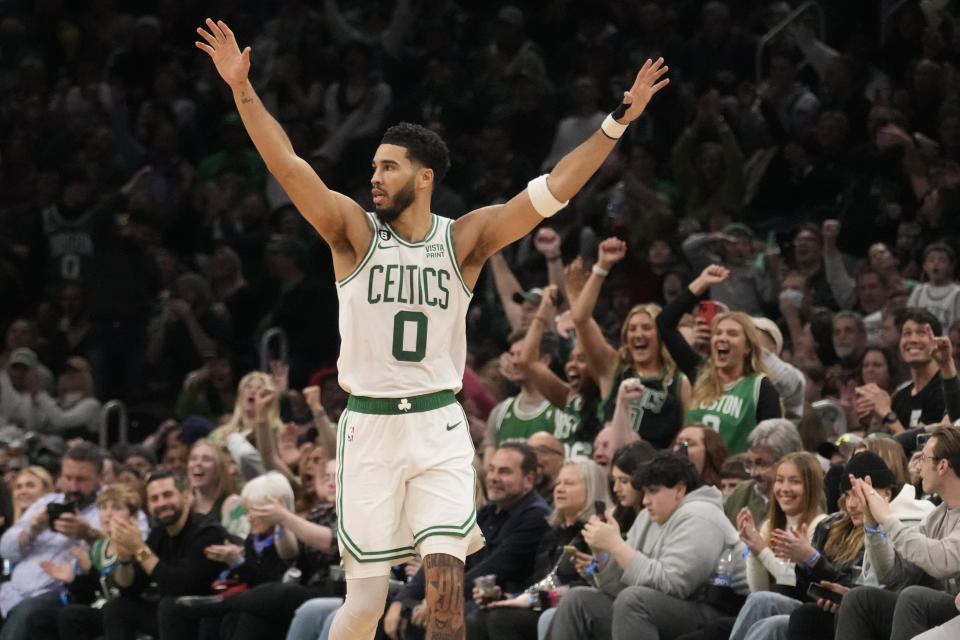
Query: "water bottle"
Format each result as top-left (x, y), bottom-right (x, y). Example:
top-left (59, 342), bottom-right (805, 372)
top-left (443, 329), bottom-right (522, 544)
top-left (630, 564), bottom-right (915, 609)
top-left (713, 543), bottom-right (736, 587)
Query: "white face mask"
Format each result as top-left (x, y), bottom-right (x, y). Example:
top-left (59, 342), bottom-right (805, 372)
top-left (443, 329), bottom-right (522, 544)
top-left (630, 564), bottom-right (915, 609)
top-left (60, 391), bottom-right (83, 407)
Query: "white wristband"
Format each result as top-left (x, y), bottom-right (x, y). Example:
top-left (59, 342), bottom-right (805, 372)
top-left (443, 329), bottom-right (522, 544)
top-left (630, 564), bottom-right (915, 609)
top-left (601, 113), bottom-right (628, 140)
top-left (527, 175), bottom-right (569, 218)
top-left (592, 264), bottom-right (609, 277)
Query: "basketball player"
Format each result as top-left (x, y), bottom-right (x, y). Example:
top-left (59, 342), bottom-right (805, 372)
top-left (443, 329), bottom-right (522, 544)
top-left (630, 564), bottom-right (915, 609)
top-left (196, 17), bottom-right (668, 640)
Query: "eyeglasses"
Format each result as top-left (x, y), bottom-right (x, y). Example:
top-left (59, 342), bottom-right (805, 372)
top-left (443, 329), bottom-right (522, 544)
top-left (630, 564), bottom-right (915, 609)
top-left (745, 459), bottom-right (773, 473)
top-left (918, 453), bottom-right (943, 465)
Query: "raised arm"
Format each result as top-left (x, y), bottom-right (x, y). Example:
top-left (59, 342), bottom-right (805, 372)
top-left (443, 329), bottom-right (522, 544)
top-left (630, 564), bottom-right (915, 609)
top-left (569, 240), bottom-right (626, 395)
top-left (656, 265), bottom-right (730, 380)
top-left (487, 252), bottom-right (525, 333)
top-left (518, 285), bottom-right (573, 409)
top-left (453, 59), bottom-right (669, 288)
top-left (196, 19), bottom-right (369, 275)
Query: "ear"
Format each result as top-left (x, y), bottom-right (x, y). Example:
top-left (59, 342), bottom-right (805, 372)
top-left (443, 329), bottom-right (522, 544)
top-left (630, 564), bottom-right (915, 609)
top-left (417, 167), bottom-right (434, 189)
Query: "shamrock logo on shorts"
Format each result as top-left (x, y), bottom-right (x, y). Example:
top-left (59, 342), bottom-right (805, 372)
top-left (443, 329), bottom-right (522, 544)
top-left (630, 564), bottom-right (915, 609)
top-left (398, 398), bottom-right (412, 411)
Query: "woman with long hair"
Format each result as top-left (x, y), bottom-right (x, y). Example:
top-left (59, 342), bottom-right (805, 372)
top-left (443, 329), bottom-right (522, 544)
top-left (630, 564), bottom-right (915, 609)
top-left (672, 423), bottom-right (729, 489)
top-left (210, 371), bottom-right (284, 446)
top-left (569, 239), bottom-right (690, 449)
top-left (610, 440), bottom-right (656, 531)
top-left (464, 460), bottom-right (613, 640)
top-left (517, 284), bottom-right (602, 461)
top-left (729, 451), bottom-right (931, 640)
top-left (736, 452), bottom-right (827, 596)
top-left (657, 265), bottom-right (782, 453)
top-left (188, 439), bottom-right (242, 534)
top-left (12, 466), bottom-right (54, 521)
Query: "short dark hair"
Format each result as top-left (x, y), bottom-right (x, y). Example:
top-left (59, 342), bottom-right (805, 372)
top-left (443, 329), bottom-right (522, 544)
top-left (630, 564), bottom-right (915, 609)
top-left (611, 440), bottom-right (656, 477)
top-left (896, 307), bottom-right (942, 338)
top-left (930, 425), bottom-right (960, 478)
top-left (923, 241), bottom-right (956, 266)
top-left (145, 468), bottom-right (190, 492)
top-left (633, 451), bottom-right (701, 492)
top-left (63, 442), bottom-right (105, 474)
top-left (498, 443), bottom-right (538, 477)
top-left (380, 122), bottom-right (451, 185)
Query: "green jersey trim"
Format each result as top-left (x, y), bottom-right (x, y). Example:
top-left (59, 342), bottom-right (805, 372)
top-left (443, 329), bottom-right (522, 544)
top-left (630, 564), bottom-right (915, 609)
top-left (446, 220), bottom-right (472, 296)
top-left (337, 212), bottom-right (379, 287)
top-left (387, 213), bottom-right (439, 248)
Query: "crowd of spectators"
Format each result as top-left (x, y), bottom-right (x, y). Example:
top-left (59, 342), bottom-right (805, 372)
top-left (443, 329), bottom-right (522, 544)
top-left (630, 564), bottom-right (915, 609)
top-left (2, 0), bottom-right (960, 639)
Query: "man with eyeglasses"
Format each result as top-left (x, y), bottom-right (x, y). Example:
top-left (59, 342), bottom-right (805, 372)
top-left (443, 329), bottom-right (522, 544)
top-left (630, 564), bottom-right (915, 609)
top-left (527, 431), bottom-right (566, 504)
top-left (722, 419), bottom-right (803, 526)
top-left (835, 425), bottom-right (960, 640)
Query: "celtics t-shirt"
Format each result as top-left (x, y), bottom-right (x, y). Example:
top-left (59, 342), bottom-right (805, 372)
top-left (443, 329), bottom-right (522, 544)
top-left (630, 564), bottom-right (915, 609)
top-left (554, 393), bottom-right (595, 460)
top-left (684, 374), bottom-right (766, 454)
top-left (599, 363), bottom-right (684, 449)
top-left (485, 394), bottom-right (556, 447)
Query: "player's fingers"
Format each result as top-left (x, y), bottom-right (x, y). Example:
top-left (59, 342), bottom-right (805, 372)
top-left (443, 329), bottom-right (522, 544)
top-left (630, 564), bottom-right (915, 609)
top-left (205, 18), bottom-right (225, 41)
top-left (195, 42), bottom-right (215, 55)
top-left (196, 27), bottom-right (218, 46)
top-left (217, 20), bottom-right (235, 40)
top-left (651, 78), bottom-right (670, 94)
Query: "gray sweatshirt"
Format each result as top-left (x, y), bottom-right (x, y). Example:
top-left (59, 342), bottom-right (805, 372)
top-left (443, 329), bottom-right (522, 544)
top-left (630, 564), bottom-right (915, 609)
top-left (594, 485), bottom-right (749, 599)
top-left (868, 497), bottom-right (960, 595)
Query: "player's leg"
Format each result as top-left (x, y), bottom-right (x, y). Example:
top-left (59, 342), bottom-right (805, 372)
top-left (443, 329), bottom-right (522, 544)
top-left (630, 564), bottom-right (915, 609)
top-left (327, 574), bottom-right (391, 640)
top-left (423, 553), bottom-right (465, 640)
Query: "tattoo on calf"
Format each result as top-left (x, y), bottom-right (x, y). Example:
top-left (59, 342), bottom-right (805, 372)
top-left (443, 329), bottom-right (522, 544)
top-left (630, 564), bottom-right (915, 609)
top-left (424, 553), bottom-right (465, 640)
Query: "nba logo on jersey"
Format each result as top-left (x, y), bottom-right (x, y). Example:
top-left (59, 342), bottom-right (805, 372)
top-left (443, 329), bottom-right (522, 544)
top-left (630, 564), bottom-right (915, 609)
top-left (347, 426), bottom-right (356, 442)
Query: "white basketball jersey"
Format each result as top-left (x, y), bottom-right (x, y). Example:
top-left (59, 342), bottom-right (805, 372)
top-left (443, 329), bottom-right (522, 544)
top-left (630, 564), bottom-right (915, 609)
top-left (337, 212), bottom-right (472, 397)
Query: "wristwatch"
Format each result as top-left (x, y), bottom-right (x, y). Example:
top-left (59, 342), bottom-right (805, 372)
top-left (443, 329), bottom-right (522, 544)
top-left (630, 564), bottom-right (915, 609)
top-left (134, 547), bottom-right (153, 564)
top-left (881, 411), bottom-right (898, 425)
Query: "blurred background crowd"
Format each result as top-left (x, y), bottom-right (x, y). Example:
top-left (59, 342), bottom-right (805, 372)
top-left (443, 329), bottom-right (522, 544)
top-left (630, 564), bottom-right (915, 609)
top-left (2, 1), bottom-right (960, 639)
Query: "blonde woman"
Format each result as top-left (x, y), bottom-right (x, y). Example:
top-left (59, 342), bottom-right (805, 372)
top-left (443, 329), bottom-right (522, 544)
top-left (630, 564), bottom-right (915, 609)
top-left (656, 265), bottom-right (782, 453)
top-left (736, 452), bottom-right (827, 594)
top-left (209, 371), bottom-right (284, 447)
top-left (569, 238), bottom-right (690, 449)
top-left (188, 440), bottom-right (242, 533)
top-left (12, 466), bottom-right (54, 521)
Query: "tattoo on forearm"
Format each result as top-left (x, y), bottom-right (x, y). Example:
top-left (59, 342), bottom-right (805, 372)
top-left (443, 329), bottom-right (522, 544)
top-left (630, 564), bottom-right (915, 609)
top-left (240, 97), bottom-right (253, 104)
top-left (424, 553), bottom-right (464, 640)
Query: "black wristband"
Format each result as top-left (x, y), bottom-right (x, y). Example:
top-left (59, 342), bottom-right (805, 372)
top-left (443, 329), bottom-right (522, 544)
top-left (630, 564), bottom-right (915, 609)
top-left (611, 102), bottom-right (629, 120)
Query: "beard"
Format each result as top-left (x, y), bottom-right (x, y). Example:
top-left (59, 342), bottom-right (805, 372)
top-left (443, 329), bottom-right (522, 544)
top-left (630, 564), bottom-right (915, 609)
top-left (152, 505), bottom-right (184, 527)
top-left (374, 176), bottom-right (417, 225)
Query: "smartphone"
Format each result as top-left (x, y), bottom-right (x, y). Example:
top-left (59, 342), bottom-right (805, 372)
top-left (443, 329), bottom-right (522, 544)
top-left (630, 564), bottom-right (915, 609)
top-left (46, 501), bottom-right (77, 527)
top-left (806, 582), bottom-right (843, 605)
top-left (594, 500), bottom-right (607, 522)
top-left (678, 441), bottom-right (689, 458)
top-left (697, 301), bottom-right (719, 327)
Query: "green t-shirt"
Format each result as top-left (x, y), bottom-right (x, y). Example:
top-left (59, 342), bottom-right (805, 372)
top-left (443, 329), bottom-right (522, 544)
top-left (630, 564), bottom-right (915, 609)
top-left (684, 375), bottom-right (765, 454)
top-left (495, 395), bottom-right (556, 445)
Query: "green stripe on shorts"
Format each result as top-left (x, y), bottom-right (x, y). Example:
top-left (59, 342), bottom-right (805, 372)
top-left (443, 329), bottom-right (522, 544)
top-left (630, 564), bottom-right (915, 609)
top-left (346, 390), bottom-right (457, 415)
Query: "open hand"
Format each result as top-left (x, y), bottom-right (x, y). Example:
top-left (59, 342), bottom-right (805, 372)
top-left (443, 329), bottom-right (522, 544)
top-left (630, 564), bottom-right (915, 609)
top-left (39, 560), bottom-right (75, 584)
top-left (737, 507), bottom-right (766, 552)
top-left (563, 258), bottom-right (587, 300)
top-left (204, 539), bottom-right (244, 565)
top-left (770, 524), bottom-right (815, 565)
top-left (196, 19), bottom-right (251, 89)
top-left (619, 58), bottom-right (670, 123)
